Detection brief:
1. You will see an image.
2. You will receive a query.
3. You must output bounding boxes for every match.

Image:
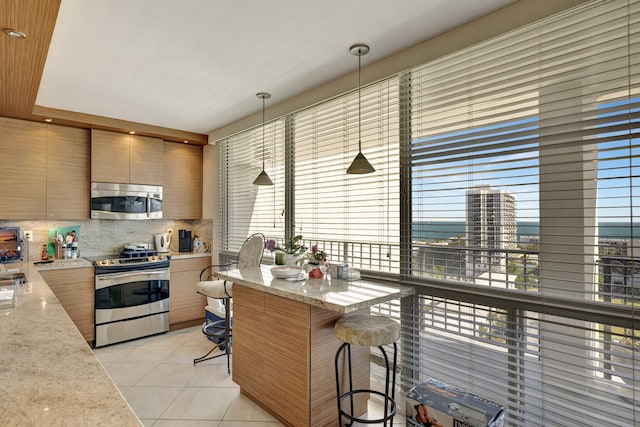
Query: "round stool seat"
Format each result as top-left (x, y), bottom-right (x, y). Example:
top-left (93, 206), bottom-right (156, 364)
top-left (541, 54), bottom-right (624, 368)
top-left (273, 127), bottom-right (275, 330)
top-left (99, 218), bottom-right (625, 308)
top-left (334, 315), bottom-right (400, 347)
top-left (196, 280), bottom-right (232, 298)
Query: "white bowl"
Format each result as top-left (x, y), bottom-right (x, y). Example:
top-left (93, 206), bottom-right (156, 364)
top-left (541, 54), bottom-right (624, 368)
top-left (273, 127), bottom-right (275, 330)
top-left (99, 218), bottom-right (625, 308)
top-left (270, 266), bottom-right (302, 279)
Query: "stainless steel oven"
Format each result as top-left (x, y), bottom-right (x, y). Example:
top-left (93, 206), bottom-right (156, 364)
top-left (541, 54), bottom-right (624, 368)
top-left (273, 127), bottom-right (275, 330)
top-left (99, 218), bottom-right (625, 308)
top-left (91, 182), bottom-right (163, 220)
top-left (94, 254), bottom-right (170, 347)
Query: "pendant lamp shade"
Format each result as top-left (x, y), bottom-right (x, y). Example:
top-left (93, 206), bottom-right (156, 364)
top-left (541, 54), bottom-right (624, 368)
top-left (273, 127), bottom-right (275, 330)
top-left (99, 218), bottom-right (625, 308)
top-left (253, 92), bottom-right (274, 185)
top-left (346, 43), bottom-right (375, 175)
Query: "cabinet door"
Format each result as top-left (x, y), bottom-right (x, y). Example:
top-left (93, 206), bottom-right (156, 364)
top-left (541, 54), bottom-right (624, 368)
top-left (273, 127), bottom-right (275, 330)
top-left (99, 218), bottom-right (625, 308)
top-left (169, 257), bottom-right (210, 327)
top-left (130, 135), bottom-right (163, 185)
top-left (163, 142), bottom-right (202, 219)
top-left (0, 117), bottom-right (46, 219)
top-left (91, 129), bottom-right (130, 183)
top-left (40, 267), bottom-right (95, 342)
top-left (47, 125), bottom-right (90, 219)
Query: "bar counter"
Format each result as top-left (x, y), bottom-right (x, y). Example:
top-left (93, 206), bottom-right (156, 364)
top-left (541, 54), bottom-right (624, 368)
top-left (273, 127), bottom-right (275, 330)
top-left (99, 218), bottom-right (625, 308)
top-left (214, 266), bottom-right (413, 427)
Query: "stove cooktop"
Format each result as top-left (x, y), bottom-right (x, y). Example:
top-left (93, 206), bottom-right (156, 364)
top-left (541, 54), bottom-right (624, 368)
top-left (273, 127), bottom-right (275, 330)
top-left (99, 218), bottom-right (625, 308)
top-left (94, 253), bottom-right (170, 272)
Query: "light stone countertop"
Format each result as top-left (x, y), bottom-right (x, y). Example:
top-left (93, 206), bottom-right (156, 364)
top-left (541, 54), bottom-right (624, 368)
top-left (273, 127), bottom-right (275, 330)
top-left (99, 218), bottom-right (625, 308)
top-left (215, 265), bottom-right (413, 313)
top-left (34, 258), bottom-right (94, 271)
top-left (0, 264), bottom-right (141, 426)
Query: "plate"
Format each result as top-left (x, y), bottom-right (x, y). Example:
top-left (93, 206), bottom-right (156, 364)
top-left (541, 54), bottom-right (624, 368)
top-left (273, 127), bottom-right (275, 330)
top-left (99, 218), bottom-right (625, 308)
top-left (270, 266), bottom-right (302, 279)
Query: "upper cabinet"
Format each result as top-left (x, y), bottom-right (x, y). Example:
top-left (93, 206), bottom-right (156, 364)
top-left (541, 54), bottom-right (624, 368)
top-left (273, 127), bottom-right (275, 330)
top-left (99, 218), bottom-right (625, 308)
top-left (0, 118), bottom-right (47, 219)
top-left (130, 135), bottom-right (164, 185)
top-left (163, 142), bottom-right (202, 219)
top-left (91, 129), bottom-right (163, 185)
top-left (0, 118), bottom-right (203, 220)
top-left (0, 118), bottom-right (90, 220)
top-left (47, 125), bottom-right (90, 219)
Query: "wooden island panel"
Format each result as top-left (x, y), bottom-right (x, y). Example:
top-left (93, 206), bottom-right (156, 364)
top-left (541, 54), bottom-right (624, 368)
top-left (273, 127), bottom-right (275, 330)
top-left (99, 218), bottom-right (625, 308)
top-left (262, 293), bottom-right (310, 427)
top-left (232, 284), bottom-right (368, 427)
top-left (232, 285), bottom-right (266, 399)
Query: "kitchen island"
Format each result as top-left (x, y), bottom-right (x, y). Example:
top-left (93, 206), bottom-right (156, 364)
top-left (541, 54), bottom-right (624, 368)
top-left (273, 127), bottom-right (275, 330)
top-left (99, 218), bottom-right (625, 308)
top-left (214, 266), bottom-right (413, 427)
top-left (0, 261), bottom-right (141, 426)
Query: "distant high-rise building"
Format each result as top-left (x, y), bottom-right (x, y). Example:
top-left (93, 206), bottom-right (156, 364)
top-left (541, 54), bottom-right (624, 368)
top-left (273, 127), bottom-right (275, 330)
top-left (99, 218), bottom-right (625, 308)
top-left (466, 185), bottom-right (517, 274)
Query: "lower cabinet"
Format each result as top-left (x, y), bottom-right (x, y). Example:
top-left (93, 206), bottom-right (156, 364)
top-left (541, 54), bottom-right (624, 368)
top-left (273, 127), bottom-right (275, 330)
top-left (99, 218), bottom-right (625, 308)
top-left (40, 267), bottom-right (95, 342)
top-left (169, 257), bottom-right (210, 329)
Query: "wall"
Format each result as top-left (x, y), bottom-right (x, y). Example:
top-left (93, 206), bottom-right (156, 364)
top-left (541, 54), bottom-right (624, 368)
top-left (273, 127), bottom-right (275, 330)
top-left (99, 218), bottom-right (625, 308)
top-left (202, 143), bottom-right (219, 264)
top-left (0, 219), bottom-right (212, 261)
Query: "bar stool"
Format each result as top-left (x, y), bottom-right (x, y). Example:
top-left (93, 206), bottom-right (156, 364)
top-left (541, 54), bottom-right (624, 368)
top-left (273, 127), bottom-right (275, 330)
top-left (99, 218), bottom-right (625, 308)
top-left (334, 314), bottom-right (400, 427)
top-left (193, 279), bottom-right (233, 372)
top-left (193, 233), bottom-right (264, 373)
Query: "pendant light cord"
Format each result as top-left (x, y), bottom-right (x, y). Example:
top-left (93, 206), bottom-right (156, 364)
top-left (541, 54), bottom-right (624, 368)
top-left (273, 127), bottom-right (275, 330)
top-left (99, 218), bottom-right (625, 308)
top-left (262, 96), bottom-right (266, 169)
top-left (358, 51), bottom-right (362, 152)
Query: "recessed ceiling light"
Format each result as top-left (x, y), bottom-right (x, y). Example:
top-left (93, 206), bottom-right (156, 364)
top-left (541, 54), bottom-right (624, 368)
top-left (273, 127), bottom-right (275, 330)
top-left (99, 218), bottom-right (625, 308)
top-left (183, 140), bottom-right (189, 144)
top-left (129, 131), bottom-right (135, 135)
top-left (44, 118), bottom-right (53, 123)
top-left (4, 29), bottom-right (26, 39)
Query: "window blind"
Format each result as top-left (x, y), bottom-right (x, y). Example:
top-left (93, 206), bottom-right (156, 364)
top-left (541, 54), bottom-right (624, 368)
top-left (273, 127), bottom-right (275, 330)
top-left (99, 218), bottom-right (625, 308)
top-left (219, 118), bottom-right (286, 256)
top-left (291, 78), bottom-right (401, 271)
top-left (401, 1), bottom-right (640, 425)
top-left (216, 2), bottom-right (640, 425)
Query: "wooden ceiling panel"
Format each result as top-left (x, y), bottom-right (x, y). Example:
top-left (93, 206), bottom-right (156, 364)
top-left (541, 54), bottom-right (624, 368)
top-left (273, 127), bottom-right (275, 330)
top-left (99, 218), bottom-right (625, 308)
top-left (0, 0), bottom-right (60, 117)
top-left (0, 0), bottom-right (207, 145)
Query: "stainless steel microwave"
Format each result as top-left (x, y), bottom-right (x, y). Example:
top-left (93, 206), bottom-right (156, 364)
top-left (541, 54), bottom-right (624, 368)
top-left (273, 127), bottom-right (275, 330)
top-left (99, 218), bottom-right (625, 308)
top-left (91, 182), bottom-right (162, 220)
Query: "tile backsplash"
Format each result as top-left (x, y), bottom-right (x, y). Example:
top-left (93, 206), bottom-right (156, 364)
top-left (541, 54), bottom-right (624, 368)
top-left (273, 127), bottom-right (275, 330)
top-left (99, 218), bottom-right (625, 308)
top-left (0, 219), bottom-right (213, 260)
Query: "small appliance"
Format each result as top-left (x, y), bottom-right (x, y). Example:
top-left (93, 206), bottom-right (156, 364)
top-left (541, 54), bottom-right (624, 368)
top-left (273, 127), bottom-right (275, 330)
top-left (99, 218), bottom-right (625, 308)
top-left (90, 182), bottom-right (163, 220)
top-left (155, 231), bottom-right (172, 253)
top-left (178, 229), bottom-right (192, 252)
top-left (93, 252), bottom-right (170, 347)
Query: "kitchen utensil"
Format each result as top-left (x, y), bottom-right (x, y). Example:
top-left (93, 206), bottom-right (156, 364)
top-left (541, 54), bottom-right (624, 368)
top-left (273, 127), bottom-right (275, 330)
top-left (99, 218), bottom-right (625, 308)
top-left (154, 232), bottom-right (172, 253)
top-left (270, 266), bottom-right (303, 279)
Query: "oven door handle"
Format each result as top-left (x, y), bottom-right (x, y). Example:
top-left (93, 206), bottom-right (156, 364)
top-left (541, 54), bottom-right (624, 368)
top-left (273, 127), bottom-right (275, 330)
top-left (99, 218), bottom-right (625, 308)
top-left (95, 268), bottom-right (170, 290)
top-left (96, 269), bottom-right (169, 280)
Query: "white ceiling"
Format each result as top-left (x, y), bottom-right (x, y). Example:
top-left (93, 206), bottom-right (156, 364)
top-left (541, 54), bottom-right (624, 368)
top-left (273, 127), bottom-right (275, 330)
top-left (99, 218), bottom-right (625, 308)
top-left (36, 0), bottom-right (516, 135)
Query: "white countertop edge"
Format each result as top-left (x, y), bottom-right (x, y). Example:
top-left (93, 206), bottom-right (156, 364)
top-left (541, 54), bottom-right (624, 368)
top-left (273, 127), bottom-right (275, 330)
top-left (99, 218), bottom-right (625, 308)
top-left (169, 252), bottom-right (212, 260)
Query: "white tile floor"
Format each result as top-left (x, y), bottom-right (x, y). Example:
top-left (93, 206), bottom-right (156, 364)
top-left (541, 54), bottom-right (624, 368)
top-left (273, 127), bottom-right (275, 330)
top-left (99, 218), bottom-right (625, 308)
top-left (93, 326), bottom-right (400, 426)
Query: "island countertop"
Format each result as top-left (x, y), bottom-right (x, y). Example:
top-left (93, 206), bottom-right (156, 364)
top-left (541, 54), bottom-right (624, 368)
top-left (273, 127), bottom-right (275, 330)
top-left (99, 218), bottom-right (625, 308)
top-left (0, 263), bottom-right (141, 426)
top-left (214, 265), bottom-right (413, 313)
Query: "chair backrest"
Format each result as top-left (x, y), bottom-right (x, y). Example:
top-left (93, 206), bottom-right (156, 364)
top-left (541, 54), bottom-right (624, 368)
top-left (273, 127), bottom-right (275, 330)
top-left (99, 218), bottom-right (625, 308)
top-left (237, 233), bottom-right (265, 269)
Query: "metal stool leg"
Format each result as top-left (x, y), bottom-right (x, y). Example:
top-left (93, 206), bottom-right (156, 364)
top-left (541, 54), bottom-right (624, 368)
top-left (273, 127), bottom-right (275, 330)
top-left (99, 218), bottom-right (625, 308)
top-left (224, 297), bottom-right (232, 374)
top-left (193, 296), bottom-right (232, 370)
top-left (335, 341), bottom-right (398, 426)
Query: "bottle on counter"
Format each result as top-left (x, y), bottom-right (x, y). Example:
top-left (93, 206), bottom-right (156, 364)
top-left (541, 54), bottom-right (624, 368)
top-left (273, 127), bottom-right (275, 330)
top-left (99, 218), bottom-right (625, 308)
top-left (41, 244), bottom-right (48, 260)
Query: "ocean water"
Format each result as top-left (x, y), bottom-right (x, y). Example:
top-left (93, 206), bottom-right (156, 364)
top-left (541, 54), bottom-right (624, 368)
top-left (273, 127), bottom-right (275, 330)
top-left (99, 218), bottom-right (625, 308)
top-left (412, 221), bottom-right (640, 242)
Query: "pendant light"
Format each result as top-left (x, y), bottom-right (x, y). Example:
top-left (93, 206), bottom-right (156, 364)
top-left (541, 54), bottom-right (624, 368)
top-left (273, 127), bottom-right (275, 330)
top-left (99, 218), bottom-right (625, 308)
top-left (253, 92), bottom-right (274, 185)
top-left (346, 43), bottom-right (375, 174)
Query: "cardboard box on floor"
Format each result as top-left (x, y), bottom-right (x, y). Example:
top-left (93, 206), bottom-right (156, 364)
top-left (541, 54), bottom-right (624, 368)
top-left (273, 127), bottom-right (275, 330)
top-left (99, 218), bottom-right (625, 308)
top-left (406, 378), bottom-right (504, 427)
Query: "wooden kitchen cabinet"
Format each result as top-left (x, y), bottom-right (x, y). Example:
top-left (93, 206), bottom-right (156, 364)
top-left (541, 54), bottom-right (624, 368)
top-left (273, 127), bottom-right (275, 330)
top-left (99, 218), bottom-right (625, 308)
top-left (40, 267), bottom-right (95, 342)
top-left (163, 142), bottom-right (202, 219)
top-left (0, 117), bottom-right (91, 220)
top-left (47, 125), bottom-right (90, 219)
top-left (169, 256), bottom-right (210, 329)
top-left (91, 129), bottom-right (163, 185)
top-left (130, 135), bottom-right (164, 185)
top-left (0, 117), bottom-right (47, 219)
